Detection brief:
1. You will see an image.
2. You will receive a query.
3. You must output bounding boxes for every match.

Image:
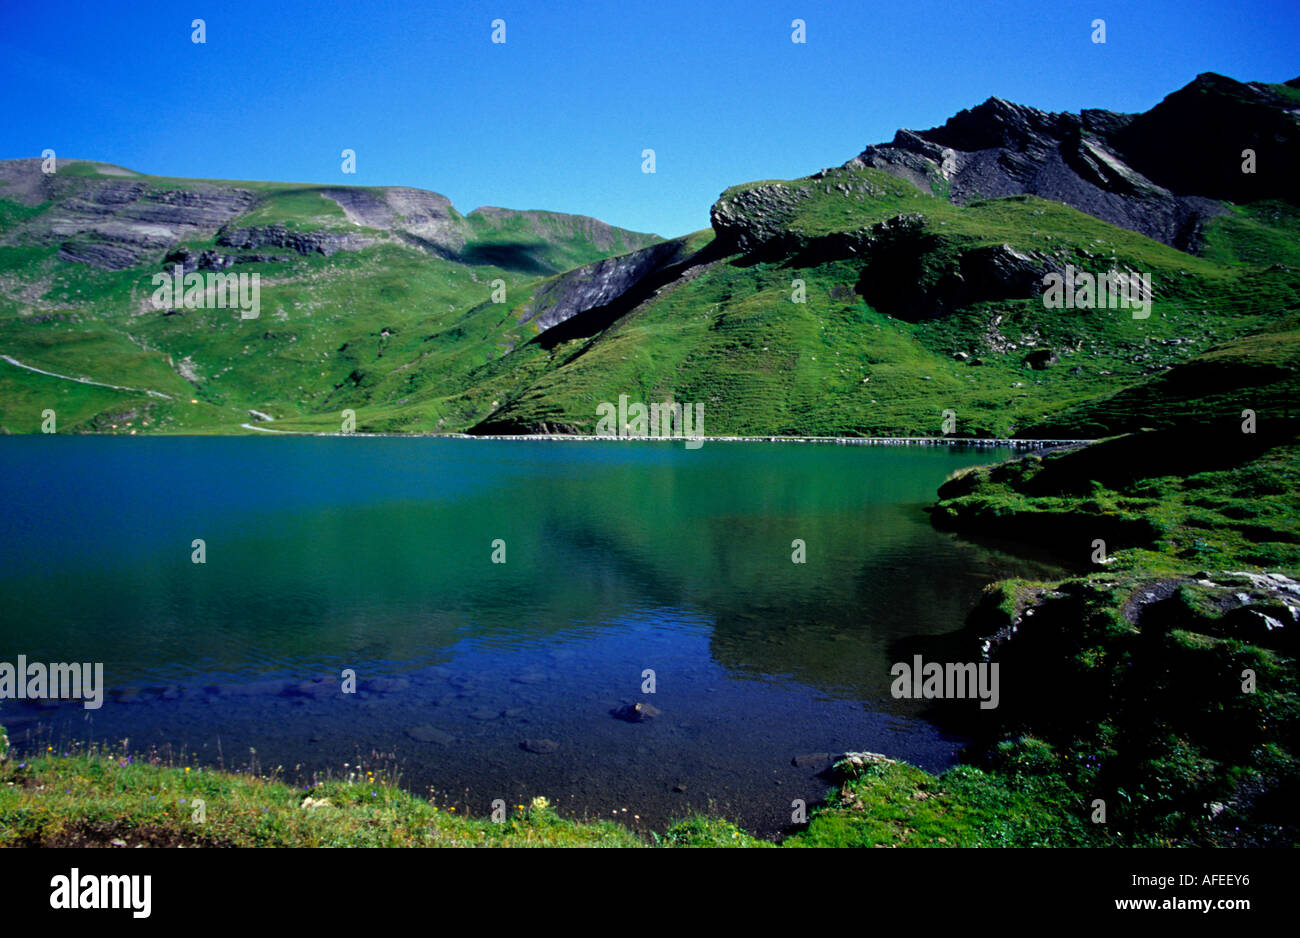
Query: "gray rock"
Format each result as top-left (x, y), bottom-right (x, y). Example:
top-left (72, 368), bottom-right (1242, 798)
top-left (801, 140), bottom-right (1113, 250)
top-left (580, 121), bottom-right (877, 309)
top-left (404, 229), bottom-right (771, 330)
top-left (520, 738), bottom-right (559, 754)
top-left (406, 725), bottom-right (455, 745)
top-left (791, 752), bottom-right (837, 771)
top-left (829, 751), bottom-right (899, 779)
top-left (611, 701), bottom-right (662, 723)
top-left (518, 240), bottom-right (688, 333)
top-left (217, 224), bottom-right (376, 258)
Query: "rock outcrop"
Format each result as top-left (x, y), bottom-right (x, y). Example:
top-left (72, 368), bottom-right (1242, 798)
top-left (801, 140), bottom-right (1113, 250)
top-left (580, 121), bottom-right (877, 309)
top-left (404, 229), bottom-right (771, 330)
top-left (217, 224), bottom-right (377, 257)
top-left (519, 238), bottom-right (692, 333)
top-left (322, 186), bottom-right (467, 256)
top-left (842, 218), bottom-right (1064, 319)
top-left (19, 172), bottom-right (261, 270)
top-left (709, 183), bottom-right (812, 256)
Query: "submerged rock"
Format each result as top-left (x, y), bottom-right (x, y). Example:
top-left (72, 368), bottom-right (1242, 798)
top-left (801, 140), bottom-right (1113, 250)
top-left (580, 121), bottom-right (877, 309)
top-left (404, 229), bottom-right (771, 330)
top-left (520, 738), bottom-right (559, 754)
top-left (405, 725), bottom-right (455, 745)
top-left (791, 753), bottom-right (837, 772)
top-left (611, 701), bottom-right (662, 723)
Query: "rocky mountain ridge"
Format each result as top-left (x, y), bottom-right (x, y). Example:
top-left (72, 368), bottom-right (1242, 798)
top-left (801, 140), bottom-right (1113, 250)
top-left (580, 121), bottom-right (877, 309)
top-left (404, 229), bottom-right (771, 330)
top-left (0, 159), bottom-right (660, 273)
top-left (708, 73), bottom-right (1299, 260)
top-left (846, 72), bottom-right (1299, 252)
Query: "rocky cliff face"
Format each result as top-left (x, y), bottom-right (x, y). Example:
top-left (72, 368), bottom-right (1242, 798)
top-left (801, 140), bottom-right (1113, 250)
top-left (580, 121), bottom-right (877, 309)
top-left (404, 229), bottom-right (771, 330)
top-left (846, 73), bottom-right (1298, 252)
top-left (0, 161), bottom-right (262, 270)
top-left (216, 224), bottom-right (378, 257)
top-left (520, 238), bottom-right (693, 333)
top-left (321, 186), bottom-right (466, 255)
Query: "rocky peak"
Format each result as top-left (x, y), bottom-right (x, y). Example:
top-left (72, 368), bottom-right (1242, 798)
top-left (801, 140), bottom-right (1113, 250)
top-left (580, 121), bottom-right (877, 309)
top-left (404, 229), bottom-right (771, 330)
top-left (920, 96), bottom-right (1077, 154)
top-left (839, 72), bottom-right (1298, 252)
top-left (1108, 72), bottom-right (1300, 206)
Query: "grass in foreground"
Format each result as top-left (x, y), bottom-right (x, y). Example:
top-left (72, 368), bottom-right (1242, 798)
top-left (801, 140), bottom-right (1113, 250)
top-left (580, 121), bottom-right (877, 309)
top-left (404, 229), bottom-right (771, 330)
top-left (0, 745), bottom-right (648, 848)
top-left (0, 743), bottom-right (1117, 848)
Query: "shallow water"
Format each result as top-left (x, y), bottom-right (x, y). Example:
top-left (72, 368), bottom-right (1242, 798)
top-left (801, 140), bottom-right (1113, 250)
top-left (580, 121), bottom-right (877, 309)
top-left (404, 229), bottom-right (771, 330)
top-left (0, 436), bottom-right (1065, 836)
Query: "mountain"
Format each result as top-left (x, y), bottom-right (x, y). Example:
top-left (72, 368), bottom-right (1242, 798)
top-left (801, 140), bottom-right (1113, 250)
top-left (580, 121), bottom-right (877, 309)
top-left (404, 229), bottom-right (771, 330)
top-left (0, 161), bottom-right (659, 433)
top-left (1, 72), bottom-right (1297, 437)
top-left (471, 72), bottom-right (1300, 438)
top-left (0, 160), bottom-right (661, 273)
top-left (848, 72), bottom-right (1300, 252)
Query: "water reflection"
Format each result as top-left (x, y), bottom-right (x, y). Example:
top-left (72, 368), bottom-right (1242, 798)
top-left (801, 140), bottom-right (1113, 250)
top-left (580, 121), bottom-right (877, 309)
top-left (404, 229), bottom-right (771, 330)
top-left (0, 437), bottom-right (1064, 835)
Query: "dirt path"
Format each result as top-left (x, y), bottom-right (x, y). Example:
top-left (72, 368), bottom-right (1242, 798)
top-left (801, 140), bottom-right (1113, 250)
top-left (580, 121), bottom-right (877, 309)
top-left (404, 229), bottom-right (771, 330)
top-left (1, 353), bottom-right (174, 399)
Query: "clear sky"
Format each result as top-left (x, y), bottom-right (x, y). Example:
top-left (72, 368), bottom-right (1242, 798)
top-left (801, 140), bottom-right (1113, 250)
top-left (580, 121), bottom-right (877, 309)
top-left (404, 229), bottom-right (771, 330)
top-left (3, 0), bottom-right (1297, 238)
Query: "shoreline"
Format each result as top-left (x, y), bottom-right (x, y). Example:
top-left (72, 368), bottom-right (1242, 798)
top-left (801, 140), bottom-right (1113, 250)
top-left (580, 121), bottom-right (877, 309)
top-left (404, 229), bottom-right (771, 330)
top-left (454, 433), bottom-right (1093, 448)
top-left (101, 428), bottom-right (1095, 448)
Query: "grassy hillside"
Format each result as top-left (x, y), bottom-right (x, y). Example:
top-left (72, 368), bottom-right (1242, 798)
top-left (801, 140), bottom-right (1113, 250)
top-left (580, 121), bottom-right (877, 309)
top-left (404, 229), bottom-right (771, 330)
top-left (0, 160), bottom-right (660, 435)
top-left (2, 76), bottom-right (1297, 441)
top-left (471, 168), bottom-right (1299, 438)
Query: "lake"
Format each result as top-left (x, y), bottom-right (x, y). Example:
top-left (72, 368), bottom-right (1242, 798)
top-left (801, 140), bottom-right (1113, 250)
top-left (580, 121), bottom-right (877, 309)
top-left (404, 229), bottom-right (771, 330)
top-left (0, 436), bottom-right (1065, 836)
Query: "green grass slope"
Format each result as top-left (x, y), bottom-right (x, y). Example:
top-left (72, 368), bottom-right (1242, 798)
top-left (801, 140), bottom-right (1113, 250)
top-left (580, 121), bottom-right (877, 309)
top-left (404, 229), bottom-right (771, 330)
top-left (0, 160), bottom-right (659, 434)
top-left (471, 165), bottom-right (1299, 438)
top-left (2, 139), bottom-right (1297, 440)
top-left (921, 424), bottom-right (1300, 845)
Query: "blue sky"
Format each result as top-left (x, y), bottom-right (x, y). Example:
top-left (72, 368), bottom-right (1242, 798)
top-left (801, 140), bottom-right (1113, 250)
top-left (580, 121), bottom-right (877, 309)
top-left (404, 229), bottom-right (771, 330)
top-left (2, 0), bottom-right (1297, 237)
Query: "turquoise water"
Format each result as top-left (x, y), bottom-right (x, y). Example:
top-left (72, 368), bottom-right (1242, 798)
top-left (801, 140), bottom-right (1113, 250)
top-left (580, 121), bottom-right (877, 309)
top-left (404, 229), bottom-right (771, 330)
top-left (0, 436), bottom-right (1064, 835)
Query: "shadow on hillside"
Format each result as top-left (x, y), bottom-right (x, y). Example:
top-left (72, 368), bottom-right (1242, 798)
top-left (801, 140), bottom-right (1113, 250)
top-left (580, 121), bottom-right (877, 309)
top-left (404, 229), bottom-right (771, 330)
top-left (457, 241), bottom-right (556, 275)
